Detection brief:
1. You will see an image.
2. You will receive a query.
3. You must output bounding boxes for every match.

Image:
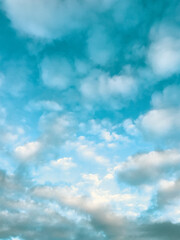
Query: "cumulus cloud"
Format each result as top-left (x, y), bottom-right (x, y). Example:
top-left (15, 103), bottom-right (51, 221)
top-left (118, 149), bottom-right (180, 186)
top-left (80, 70), bottom-right (137, 108)
top-left (137, 108), bottom-right (180, 141)
top-left (2, 0), bottom-right (87, 39)
top-left (148, 24), bottom-right (180, 78)
top-left (14, 141), bottom-right (42, 161)
top-left (148, 37), bottom-right (180, 77)
top-left (2, 0), bottom-right (118, 40)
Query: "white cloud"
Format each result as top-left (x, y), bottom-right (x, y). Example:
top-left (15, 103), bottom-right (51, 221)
top-left (148, 37), bottom-right (180, 77)
top-left (123, 118), bottom-right (138, 136)
top-left (137, 108), bottom-right (180, 140)
top-left (148, 23), bottom-right (180, 78)
top-left (101, 130), bottom-right (129, 143)
top-left (51, 157), bottom-right (76, 170)
top-left (3, 0), bottom-right (87, 39)
top-left (3, 0), bottom-right (117, 40)
top-left (80, 71), bottom-right (137, 103)
top-left (14, 141), bottom-right (41, 161)
top-left (82, 173), bottom-right (101, 186)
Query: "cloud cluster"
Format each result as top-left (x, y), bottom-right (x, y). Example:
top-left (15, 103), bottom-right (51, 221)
top-left (1, 167), bottom-right (180, 240)
top-left (2, 0), bottom-right (118, 40)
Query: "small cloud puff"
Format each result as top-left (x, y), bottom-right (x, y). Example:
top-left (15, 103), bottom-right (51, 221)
top-left (51, 157), bottom-right (76, 170)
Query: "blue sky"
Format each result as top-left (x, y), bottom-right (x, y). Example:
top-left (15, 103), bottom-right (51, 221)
top-left (1, 0), bottom-right (180, 239)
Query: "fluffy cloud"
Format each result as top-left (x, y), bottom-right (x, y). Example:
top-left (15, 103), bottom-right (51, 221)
top-left (2, 0), bottom-right (87, 39)
top-left (118, 149), bottom-right (180, 186)
top-left (2, 0), bottom-right (118, 40)
top-left (14, 141), bottom-right (42, 161)
top-left (51, 157), bottom-right (76, 170)
top-left (137, 108), bottom-right (180, 141)
top-left (148, 24), bottom-right (180, 78)
top-left (80, 70), bottom-right (137, 107)
top-left (148, 37), bottom-right (180, 77)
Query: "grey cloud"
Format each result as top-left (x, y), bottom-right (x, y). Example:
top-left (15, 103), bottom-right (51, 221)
top-left (141, 221), bottom-right (180, 240)
top-left (156, 178), bottom-right (180, 209)
top-left (0, 169), bottom-right (105, 240)
top-left (117, 149), bottom-right (180, 186)
top-left (1, 168), bottom-right (180, 240)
